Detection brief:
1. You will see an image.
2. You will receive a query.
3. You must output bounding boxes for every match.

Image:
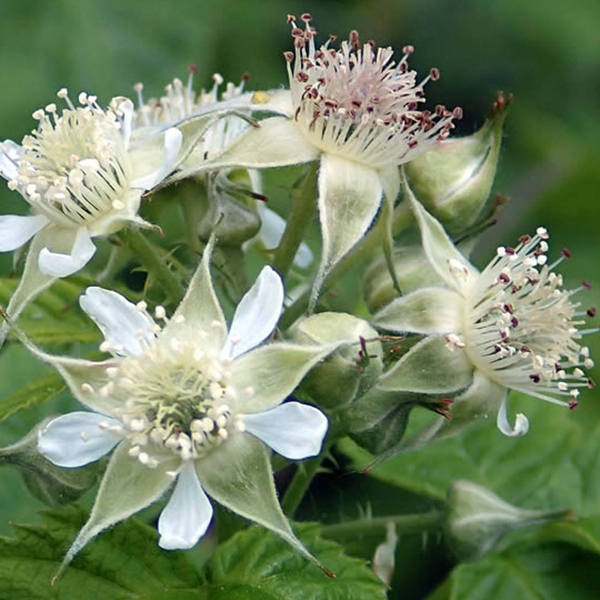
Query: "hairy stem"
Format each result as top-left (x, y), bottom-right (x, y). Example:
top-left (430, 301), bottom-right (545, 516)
top-left (321, 511), bottom-right (443, 540)
top-left (271, 165), bottom-right (318, 280)
top-left (118, 228), bottom-right (185, 305)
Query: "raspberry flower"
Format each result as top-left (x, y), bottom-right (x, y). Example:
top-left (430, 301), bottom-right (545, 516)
top-left (194, 14), bottom-right (460, 303)
top-left (0, 89), bottom-right (183, 339)
top-left (134, 70), bottom-right (312, 267)
top-left (21, 246), bottom-right (333, 571)
top-left (372, 193), bottom-right (597, 441)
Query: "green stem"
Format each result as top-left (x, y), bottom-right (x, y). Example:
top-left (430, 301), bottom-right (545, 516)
top-left (321, 511), bottom-right (443, 540)
top-left (281, 450), bottom-right (327, 518)
top-left (271, 166), bottom-right (318, 280)
top-left (280, 202), bottom-right (413, 329)
top-left (118, 228), bottom-right (185, 304)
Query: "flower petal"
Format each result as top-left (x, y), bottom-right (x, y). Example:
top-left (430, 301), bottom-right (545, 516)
top-left (258, 206), bottom-right (313, 269)
top-left (497, 396), bottom-right (530, 437)
top-left (79, 287), bottom-right (156, 357)
top-left (58, 443), bottom-right (177, 575)
top-left (38, 226), bottom-right (96, 277)
top-left (196, 432), bottom-right (326, 572)
top-left (0, 214), bottom-right (48, 251)
top-left (230, 342), bottom-right (338, 412)
top-left (158, 460), bottom-right (213, 550)
top-left (311, 153), bottom-right (383, 308)
top-left (378, 336), bottom-right (473, 394)
top-left (405, 176), bottom-right (478, 294)
top-left (372, 287), bottom-right (463, 335)
top-left (0, 139), bottom-right (23, 180)
top-left (38, 412), bottom-right (122, 467)
top-left (131, 127), bottom-right (183, 190)
top-left (241, 402), bottom-right (328, 460)
top-left (222, 266), bottom-right (284, 360)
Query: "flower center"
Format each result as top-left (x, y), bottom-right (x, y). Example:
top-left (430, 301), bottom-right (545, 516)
top-left (103, 336), bottom-right (240, 466)
top-left (9, 89), bottom-right (133, 228)
top-left (285, 14), bottom-right (461, 167)
top-left (462, 227), bottom-right (596, 407)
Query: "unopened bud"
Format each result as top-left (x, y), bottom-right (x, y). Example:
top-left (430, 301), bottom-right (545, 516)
top-left (404, 101), bottom-right (508, 236)
top-left (292, 313), bottom-right (383, 409)
top-left (445, 480), bottom-right (574, 562)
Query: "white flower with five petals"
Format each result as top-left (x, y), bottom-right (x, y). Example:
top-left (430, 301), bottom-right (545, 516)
top-left (371, 192), bottom-right (597, 443)
top-left (187, 14), bottom-right (460, 304)
top-left (0, 89), bottom-right (183, 341)
top-left (24, 244), bottom-right (333, 572)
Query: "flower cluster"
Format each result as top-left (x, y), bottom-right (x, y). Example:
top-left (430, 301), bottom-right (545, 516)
top-left (0, 12), bottom-right (596, 587)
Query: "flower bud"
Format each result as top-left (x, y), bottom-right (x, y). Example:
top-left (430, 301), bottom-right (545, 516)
top-left (292, 312), bottom-right (383, 409)
top-left (198, 189), bottom-right (261, 246)
top-left (363, 244), bottom-right (445, 313)
top-left (404, 94), bottom-right (510, 236)
top-left (444, 479), bottom-right (574, 562)
top-left (0, 421), bottom-right (100, 506)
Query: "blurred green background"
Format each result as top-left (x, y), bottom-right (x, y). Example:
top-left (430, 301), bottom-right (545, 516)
top-left (1, 0), bottom-right (600, 597)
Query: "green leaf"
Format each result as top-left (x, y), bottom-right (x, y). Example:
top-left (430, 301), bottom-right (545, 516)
top-left (428, 543), bottom-right (600, 600)
top-left (0, 506), bottom-right (202, 600)
top-left (0, 276), bottom-right (101, 345)
top-left (0, 369), bottom-right (65, 423)
top-left (202, 524), bottom-right (386, 600)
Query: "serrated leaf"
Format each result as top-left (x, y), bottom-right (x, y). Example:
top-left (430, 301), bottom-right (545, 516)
top-left (202, 524), bottom-right (386, 600)
top-left (427, 543), bottom-right (600, 600)
top-left (0, 507), bottom-right (202, 600)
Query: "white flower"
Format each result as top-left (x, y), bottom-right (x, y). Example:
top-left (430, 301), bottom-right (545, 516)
top-left (191, 14), bottom-right (460, 305)
top-left (132, 69), bottom-right (251, 158)
top-left (0, 89), bottom-right (183, 339)
top-left (134, 70), bottom-right (312, 268)
top-left (25, 245), bottom-right (334, 571)
top-left (372, 195), bottom-right (597, 439)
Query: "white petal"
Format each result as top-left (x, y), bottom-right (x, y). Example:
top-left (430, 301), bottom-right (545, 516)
top-left (222, 266), bottom-right (284, 360)
top-left (38, 226), bottom-right (96, 277)
top-left (241, 401), bottom-right (328, 460)
top-left (0, 214), bottom-right (48, 251)
top-left (38, 412), bottom-right (122, 467)
top-left (497, 397), bottom-right (530, 437)
top-left (158, 460), bottom-right (213, 550)
top-left (0, 139), bottom-right (23, 180)
top-left (258, 206), bottom-right (313, 269)
top-left (131, 127), bottom-right (182, 190)
top-left (79, 287), bottom-right (156, 357)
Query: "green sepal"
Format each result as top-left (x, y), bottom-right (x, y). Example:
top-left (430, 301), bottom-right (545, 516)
top-left (404, 101), bottom-right (508, 236)
top-left (196, 433), bottom-right (331, 575)
top-left (230, 342), bottom-right (338, 413)
top-left (378, 336), bottom-right (473, 394)
top-left (58, 443), bottom-right (177, 578)
top-left (373, 287), bottom-right (463, 335)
